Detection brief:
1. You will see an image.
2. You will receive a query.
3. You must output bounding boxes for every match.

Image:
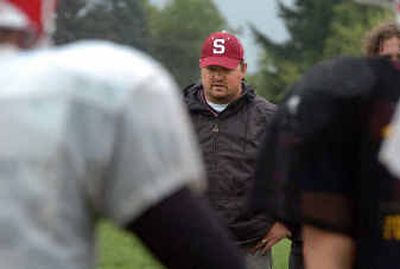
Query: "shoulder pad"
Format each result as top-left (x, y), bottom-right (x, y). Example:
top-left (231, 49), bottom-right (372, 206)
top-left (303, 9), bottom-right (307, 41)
top-left (295, 56), bottom-right (377, 98)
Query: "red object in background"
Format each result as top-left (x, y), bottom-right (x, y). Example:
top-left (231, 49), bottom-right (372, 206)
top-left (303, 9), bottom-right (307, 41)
top-left (7, 0), bottom-right (43, 33)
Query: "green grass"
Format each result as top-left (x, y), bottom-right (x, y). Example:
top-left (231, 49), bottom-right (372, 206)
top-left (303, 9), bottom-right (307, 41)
top-left (98, 221), bottom-right (291, 269)
top-left (98, 221), bottom-right (164, 269)
top-left (272, 239), bottom-right (291, 269)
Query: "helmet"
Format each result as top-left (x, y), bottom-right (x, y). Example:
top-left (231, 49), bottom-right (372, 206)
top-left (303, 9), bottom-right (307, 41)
top-left (0, 0), bottom-right (57, 46)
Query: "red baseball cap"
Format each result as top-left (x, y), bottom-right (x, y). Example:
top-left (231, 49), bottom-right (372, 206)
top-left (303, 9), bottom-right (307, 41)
top-left (0, 0), bottom-right (57, 35)
top-left (199, 31), bottom-right (244, 70)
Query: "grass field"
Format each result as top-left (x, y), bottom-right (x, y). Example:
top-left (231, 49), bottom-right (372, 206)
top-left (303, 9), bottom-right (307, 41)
top-left (98, 221), bottom-right (291, 269)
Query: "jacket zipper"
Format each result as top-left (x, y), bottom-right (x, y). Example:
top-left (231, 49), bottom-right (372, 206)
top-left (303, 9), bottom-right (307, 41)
top-left (212, 123), bottom-right (219, 153)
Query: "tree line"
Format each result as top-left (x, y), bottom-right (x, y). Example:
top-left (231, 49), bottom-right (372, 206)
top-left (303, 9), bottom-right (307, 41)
top-left (54, 0), bottom-right (391, 102)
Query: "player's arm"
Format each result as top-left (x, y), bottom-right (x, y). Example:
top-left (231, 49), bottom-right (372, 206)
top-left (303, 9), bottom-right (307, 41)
top-left (290, 58), bottom-right (368, 269)
top-left (251, 58), bottom-right (369, 269)
top-left (303, 225), bottom-right (355, 269)
top-left (295, 100), bottom-right (359, 269)
top-left (126, 186), bottom-right (246, 269)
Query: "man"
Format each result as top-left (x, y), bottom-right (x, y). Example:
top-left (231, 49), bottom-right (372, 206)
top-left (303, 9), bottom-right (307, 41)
top-left (0, 1), bottom-right (247, 269)
top-left (363, 21), bottom-right (400, 60)
top-left (251, 41), bottom-right (400, 269)
top-left (183, 31), bottom-right (288, 269)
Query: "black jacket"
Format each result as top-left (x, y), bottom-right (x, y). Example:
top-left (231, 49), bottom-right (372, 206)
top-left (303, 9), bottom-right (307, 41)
top-left (184, 82), bottom-right (277, 245)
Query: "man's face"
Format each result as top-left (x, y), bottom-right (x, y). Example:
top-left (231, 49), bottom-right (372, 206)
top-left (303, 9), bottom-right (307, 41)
top-left (380, 36), bottom-right (400, 61)
top-left (201, 63), bottom-right (247, 104)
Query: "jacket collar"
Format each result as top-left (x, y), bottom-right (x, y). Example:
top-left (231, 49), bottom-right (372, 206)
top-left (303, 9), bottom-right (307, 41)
top-left (184, 81), bottom-right (256, 116)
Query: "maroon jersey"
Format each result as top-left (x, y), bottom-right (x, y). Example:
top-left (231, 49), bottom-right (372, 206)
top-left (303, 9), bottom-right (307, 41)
top-left (252, 56), bottom-right (400, 269)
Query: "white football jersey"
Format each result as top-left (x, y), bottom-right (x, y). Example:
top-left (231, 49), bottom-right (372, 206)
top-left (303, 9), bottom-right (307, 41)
top-left (380, 101), bottom-right (400, 179)
top-left (0, 41), bottom-right (205, 269)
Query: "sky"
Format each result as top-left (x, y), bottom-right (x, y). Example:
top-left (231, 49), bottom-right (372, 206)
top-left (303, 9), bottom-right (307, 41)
top-left (149, 0), bottom-right (293, 73)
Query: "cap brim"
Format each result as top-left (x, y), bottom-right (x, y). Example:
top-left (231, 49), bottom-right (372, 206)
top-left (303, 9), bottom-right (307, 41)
top-left (199, 57), bottom-right (241, 70)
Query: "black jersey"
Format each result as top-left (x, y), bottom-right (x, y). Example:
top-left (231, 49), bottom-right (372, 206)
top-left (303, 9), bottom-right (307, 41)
top-left (252, 56), bottom-right (400, 269)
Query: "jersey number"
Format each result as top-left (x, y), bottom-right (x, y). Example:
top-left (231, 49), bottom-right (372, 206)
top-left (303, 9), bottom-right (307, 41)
top-left (213, 39), bottom-right (226, 54)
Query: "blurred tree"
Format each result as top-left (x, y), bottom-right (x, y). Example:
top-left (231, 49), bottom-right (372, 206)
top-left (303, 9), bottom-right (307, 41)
top-left (250, 0), bottom-right (345, 102)
top-left (148, 0), bottom-right (227, 87)
top-left (248, 53), bottom-right (301, 103)
top-left (251, 0), bottom-right (390, 103)
top-left (323, 1), bottom-right (391, 58)
top-left (54, 0), bottom-right (151, 53)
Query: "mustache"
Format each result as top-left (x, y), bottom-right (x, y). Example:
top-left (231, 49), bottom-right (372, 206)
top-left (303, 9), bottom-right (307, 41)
top-left (211, 81), bottom-right (226, 87)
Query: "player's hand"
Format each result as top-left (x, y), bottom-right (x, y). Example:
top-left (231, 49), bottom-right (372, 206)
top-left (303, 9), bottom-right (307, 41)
top-left (251, 222), bottom-right (291, 255)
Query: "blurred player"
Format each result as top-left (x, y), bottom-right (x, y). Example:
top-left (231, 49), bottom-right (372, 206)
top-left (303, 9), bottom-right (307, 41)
top-left (0, 1), bottom-right (247, 269)
top-left (251, 16), bottom-right (400, 269)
